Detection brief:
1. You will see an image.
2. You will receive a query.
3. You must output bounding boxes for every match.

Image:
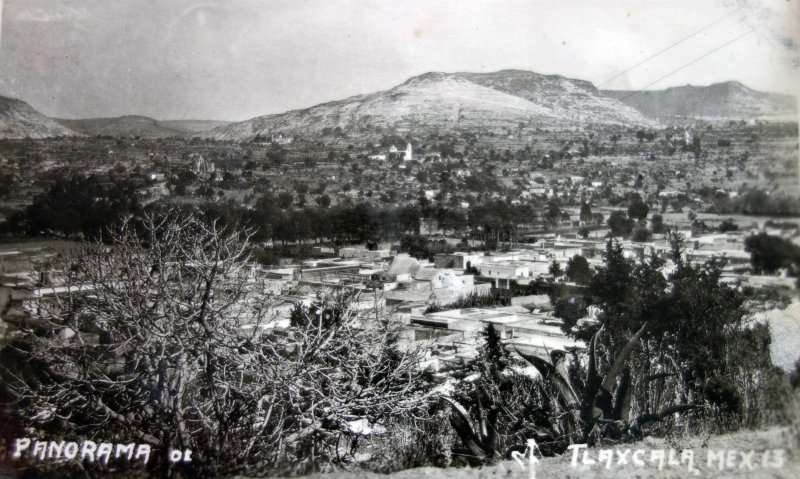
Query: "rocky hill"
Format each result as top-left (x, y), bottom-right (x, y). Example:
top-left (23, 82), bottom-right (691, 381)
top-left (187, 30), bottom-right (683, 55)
top-left (460, 70), bottom-right (654, 126)
top-left (0, 96), bottom-right (82, 139)
top-left (602, 81), bottom-right (797, 121)
top-left (208, 70), bottom-right (659, 141)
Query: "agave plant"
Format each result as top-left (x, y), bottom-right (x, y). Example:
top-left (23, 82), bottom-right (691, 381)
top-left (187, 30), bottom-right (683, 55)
top-left (516, 321), bottom-right (700, 443)
top-left (442, 395), bottom-right (500, 462)
top-left (444, 320), bottom-right (702, 463)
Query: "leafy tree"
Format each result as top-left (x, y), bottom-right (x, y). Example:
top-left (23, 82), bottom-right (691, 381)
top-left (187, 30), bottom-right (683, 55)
top-left (579, 201), bottom-right (593, 224)
top-left (718, 219), bottom-right (738, 232)
top-left (266, 144), bottom-right (287, 166)
top-left (627, 199), bottom-right (649, 221)
top-left (586, 236), bottom-right (774, 422)
top-left (315, 194), bottom-right (332, 208)
top-left (607, 210), bottom-right (634, 237)
top-left (554, 294), bottom-right (589, 334)
top-left (549, 260), bottom-right (563, 278)
top-left (545, 200), bottom-right (562, 228)
top-left (565, 255), bottom-right (593, 285)
top-left (398, 207), bottom-right (421, 234)
top-left (399, 234), bottom-right (453, 261)
top-left (790, 359), bottom-right (800, 390)
top-left (499, 239), bottom-right (778, 459)
top-left (8, 175), bottom-right (141, 241)
top-left (691, 135), bottom-right (702, 157)
top-left (632, 226), bottom-right (653, 242)
top-left (0, 172), bottom-right (14, 198)
top-left (276, 191), bottom-right (294, 209)
top-left (294, 182), bottom-right (309, 198)
top-left (744, 233), bottom-right (800, 275)
top-left (650, 214), bottom-right (666, 234)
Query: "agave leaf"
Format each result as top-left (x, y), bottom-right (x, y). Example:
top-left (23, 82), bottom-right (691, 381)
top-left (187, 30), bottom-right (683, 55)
top-left (634, 404), bottom-right (701, 430)
top-left (516, 348), bottom-right (578, 404)
top-left (476, 395), bottom-right (488, 439)
top-left (579, 326), bottom-right (604, 425)
top-left (484, 408), bottom-right (500, 455)
top-left (594, 386), bottom-right (614, 419)
top-left (552, 350), bottom-right (580, 402)
top-left (443, 397), bottom-right (487, 459)
top-left (611, 368), bottom-right (631, 421)
top-left (601, 321), bottom-right (647, 393)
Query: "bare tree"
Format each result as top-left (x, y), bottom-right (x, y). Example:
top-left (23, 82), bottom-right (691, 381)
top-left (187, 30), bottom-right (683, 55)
top-left (1, 211), bottom-right (430, 476)
top-left (2, 212), bottom-right (275, 472)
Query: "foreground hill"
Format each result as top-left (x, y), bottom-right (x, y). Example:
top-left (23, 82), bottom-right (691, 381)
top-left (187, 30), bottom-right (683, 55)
top-left (0, 96), bottom-right (81, 139)
top-left (275, 426), bottom-right (799, 479)
top-left (208, 70), bottom-right (658, 141)
top-left (603, 81), bottom-right (797, 121)
top-left (55, 116), bottom-right (230, 139)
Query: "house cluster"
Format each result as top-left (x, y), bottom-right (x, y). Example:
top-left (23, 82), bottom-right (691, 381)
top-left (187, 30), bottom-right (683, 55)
top-left (1, 223), bottom-right (797, 374)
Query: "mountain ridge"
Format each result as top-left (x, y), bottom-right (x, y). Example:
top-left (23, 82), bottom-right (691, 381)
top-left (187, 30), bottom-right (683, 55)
top-left (602, 81), bottom-right (797, 120)
top-left (207, 70), bottom-right (659, 141)
top-left (2, 71), bottom-right (796, 140)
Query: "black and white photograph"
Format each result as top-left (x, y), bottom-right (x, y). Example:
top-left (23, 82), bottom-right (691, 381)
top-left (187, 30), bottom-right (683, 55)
top-left (0, 0), bottom-right (799, 477)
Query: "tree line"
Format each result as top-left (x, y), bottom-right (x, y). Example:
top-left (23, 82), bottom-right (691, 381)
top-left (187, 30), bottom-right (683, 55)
top-left (1, 176), bottom-right (557, 250)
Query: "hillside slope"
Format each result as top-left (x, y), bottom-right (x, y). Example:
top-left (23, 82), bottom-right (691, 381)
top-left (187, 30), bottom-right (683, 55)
top-left (208, 70), bottom-right (659, 141)
top-left (461, 69), bottom-right (654, 126)
top-left (603, 81), bottom-right (797, 120)
top-left (0, 96), bottom-right (82, 139)
top-left (159, 119), bottom-right (232, 133)
top-left (56, 115), bottom-right (195, 139)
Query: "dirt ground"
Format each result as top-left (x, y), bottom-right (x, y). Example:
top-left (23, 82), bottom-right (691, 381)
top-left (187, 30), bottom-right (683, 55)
top-left (267, 426), bottom-right (800, 479)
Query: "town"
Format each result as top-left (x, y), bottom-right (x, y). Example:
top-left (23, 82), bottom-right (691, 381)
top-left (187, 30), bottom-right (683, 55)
top-left (1, 118), bottom-right (798, 374)
top-left (1, 1), bottom-right (799, 473)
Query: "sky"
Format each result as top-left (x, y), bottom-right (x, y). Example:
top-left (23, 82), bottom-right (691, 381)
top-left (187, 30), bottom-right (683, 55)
top-left (0, 0), bottom-right (798, 121)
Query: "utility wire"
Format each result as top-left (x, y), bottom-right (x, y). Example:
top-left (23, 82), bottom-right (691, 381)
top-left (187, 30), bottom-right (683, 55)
top-left (621, 28), bottom-right (755, 101)
top-left (599, 6), bottom-right (743, 88)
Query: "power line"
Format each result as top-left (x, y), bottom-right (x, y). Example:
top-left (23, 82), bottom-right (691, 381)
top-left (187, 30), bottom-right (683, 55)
top-left (621, 28), bottom-right (755, 101)
top-left (599, 6), bottom-right (743, 88)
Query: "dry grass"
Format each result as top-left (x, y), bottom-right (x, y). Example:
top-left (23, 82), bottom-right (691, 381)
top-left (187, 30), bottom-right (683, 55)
top-left (261, 425), bottom-right (800, 479)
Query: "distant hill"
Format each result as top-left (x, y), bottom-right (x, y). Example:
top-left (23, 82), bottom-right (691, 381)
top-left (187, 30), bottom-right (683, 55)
top-left (602, 81), bottom-right (797, 121)
top-left (0, 96), bottom-right (82, 139)
top-left (159, 119), bottom-right (232, 133)
top-left (55, 116), bottom-right (229, 139)
top-left (208, 70), bottom-right (658, 141)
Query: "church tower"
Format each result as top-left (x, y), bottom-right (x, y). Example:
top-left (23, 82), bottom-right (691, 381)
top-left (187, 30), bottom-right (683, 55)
top-left (404, 141), bottom-right (413, 161)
